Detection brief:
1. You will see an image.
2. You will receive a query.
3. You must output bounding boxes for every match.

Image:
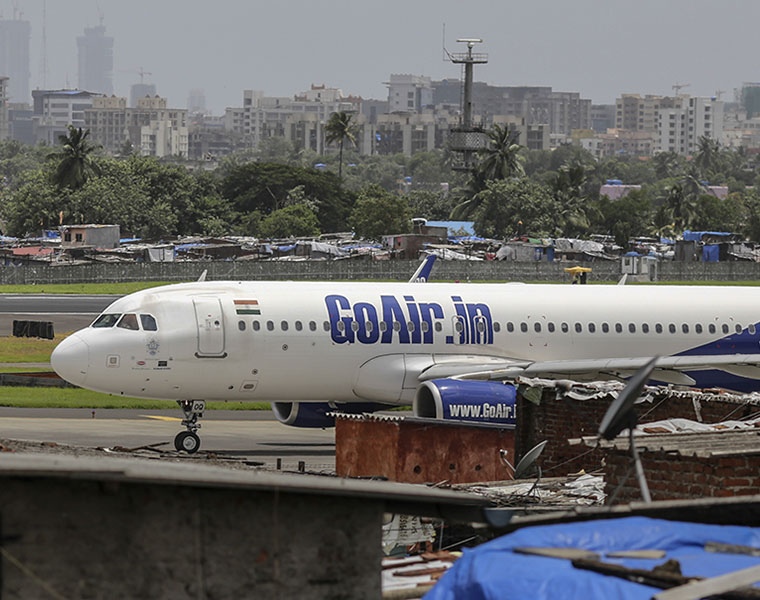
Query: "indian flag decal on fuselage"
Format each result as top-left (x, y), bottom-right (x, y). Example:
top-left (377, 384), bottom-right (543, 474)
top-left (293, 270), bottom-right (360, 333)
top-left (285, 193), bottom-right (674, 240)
top-left (234, 299), bottom-right (260, 315)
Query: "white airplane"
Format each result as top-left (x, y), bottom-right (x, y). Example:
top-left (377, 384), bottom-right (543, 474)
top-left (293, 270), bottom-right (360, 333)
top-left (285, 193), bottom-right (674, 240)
top-left (51, 271), bottom-right (760, 453)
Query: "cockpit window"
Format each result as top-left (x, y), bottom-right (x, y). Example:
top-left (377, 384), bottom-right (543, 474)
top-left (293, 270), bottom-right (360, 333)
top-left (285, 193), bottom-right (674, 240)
top-left (117, 313), bottom-right (140, 331)
top-left (140, 314), bottom-right (158, 331)
top-left (92, 314), bottom-right (121, 328)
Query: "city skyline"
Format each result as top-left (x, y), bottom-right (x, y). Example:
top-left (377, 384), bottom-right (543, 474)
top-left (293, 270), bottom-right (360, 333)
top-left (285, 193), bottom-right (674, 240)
top-left (1, 0), bottom-right (759, 114)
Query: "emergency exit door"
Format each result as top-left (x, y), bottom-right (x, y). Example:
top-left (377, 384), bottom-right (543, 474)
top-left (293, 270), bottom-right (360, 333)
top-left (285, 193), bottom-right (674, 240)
top-left (193, 297), bottom-right (226, 357)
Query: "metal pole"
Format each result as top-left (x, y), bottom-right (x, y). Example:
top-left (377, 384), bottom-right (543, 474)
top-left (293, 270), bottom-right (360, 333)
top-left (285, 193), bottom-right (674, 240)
top-left (629, 427), bottom-right (651, 503)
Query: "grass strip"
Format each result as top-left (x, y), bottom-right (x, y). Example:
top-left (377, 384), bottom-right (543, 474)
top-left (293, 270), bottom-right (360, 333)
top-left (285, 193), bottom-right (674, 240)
top-left (0, 386), bottom-right (270, 410)
top-left (0, 335), bottom-right (64, 363)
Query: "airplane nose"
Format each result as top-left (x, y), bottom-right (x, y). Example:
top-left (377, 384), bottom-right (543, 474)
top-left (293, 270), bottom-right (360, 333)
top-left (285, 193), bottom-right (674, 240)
top-left (51, 333), bottom-right (90, 386)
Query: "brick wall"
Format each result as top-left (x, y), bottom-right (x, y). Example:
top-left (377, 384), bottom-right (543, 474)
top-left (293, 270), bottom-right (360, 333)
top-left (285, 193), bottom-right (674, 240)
top-left (604, 451), bottom-right (760, 503)
top-left (515, 388), bottom-right (759, 476)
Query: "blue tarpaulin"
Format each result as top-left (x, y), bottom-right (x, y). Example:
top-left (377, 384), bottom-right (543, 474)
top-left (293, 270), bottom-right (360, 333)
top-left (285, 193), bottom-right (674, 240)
top-left (425, 517), bottom-right (760, 600)
top-left (683, 230), bottom-right (733, 242)
top-left (702, 244), bottom-right (720, 262)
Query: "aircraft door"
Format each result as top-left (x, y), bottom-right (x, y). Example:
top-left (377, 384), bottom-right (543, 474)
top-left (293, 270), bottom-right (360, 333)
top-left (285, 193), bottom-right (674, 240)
top-left (193, 297), bottom-right (226, 357)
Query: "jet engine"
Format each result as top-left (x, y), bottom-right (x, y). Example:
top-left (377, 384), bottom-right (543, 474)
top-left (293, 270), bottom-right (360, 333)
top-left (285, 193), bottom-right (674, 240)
top-left (271, 401), bottom-right (394, 428)
top-left (413, 379), bottom-right (516, 425)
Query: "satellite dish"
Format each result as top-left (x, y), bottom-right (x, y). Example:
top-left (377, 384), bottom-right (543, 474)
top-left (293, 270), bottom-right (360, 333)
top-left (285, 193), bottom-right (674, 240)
top-left (599, 356), bottom-right (658, 440)
top-left (514, 441), bottom-right (547, 479)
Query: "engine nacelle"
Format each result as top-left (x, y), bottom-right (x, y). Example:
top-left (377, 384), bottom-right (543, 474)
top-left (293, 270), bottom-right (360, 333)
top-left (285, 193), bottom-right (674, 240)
top-left (413, 379), bottom-right (516, 424)
top-left (271, 401), bottom-right (394, 428)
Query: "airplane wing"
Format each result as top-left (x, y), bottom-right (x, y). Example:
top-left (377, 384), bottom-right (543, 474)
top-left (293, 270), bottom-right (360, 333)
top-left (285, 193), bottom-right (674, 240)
top-left (418, 354), bottom-right (760, 387)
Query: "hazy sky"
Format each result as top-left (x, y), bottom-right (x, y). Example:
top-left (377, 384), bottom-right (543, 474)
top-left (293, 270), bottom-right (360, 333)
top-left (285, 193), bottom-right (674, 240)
top-left (9, 0), bottom-right (760, 113)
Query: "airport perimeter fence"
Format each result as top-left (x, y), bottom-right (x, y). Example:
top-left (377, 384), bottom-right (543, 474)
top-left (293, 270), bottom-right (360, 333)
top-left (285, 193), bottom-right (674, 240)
top-left (2, 260), bottom-right (760, 285)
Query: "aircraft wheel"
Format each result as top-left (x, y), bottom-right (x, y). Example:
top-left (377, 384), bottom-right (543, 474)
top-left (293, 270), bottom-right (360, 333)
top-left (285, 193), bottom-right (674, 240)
top-left (175, 431), bottom-right (201, 454)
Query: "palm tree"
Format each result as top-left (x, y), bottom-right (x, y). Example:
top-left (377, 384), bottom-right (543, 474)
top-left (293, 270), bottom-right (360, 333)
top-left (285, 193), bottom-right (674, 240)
top-left (450, 124), bottom-right (525, 220)
top-left (476, 124), bottom-right (525, 182)
top-left (325, 111), bottom-right (356, 180)
top-left (51, 125), bottom-right (100, 190)
top-left (554, 164), bottom-right (592, 236)
top-left (693, 136), bottom-right (721, 177)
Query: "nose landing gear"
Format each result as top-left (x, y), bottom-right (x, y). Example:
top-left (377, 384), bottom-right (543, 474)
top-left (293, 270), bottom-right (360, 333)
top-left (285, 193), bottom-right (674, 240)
top-left (175, 399), bottom-right (205, 453)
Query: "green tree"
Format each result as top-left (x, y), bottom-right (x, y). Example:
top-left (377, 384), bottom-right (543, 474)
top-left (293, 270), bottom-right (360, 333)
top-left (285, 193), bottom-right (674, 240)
top-left (51, 125), bottom-right (101, 190)
top-left (592, 190), bottom-right (654, 247)
top-left (652, 152), bottom-right (685, 180)
top-left (325, 111), bottom-right (357, 180)
top-left (349, 185), bottom-right (411, 240)
top-left (472, 179), bottom-right (559, 239)
top-left (259, 204), bottom-right (320, 239)
top-left (406, 189), bottom-right (453, 220)
top-left (1, 169), bottom-right (64, 236)
top-left (553, 163), bottom-right (593, 236)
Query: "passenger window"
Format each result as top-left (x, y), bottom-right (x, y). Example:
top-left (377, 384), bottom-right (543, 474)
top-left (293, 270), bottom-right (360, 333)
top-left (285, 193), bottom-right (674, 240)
top-left (534, 323), bottom-right (542, 333)
top-left (295, 321), bottom-right (303, 331)
top-left (238, 320), bottom-right (246, 331)
top-left (629, 323), bottom-right (636, 333)
top-left (520, 322), bottom-right (528, 333)
top-left (267, 321), bottom-right (275, 331)
top-left (92, 313), bottom-right (120, 328)
top-left (323, 321), bottom-right (330, 332)
top-left (548, 322), bottom-right (555, 333)
top-left (602, 323), bottom-right (609, 333)
top-left (722, 324), bottom-right (729, 334)
top-left (380, 321), bottom-right (388, 332)
top-left (655, 323), bottom-right (663, 334)
top-left (309, 321), bottom-right (317, 331)
top-left (337, 321), bottom-right (345, 332)
top-left (642, 323), bottom-right (649, 333)
top-left (695, 324), bottom-right (703, 334)
top-left (574, 323), bottom-right (582, 333)
top-left (351, 321), bottom-right (360, 332)
top-left (708, 324), bottom-right (716, 334)
top-left (454, 321), bottom-right (463, 333)
top-left (615, 323), bottom-right (622, 333)
top-left (669, 324), bottom-right (676, 334)
top-left (588, 323), bottom-right (595, 333)
top-left (736, 324), bottom-right (743, 334)
top-left (507, 322), bottom-right (514, 332)
top-left (117, 313), bottom-right (139, 330)
top-left (394, 322), bottom-right (402, 332)
top-left (750, 324), bottom-right (757, 335)
top-left (493, 322), bottom-right (500, 333)
top-left (408, 321), bottom-right (416, 332)
top-left (253, 321), bottom-right (261, 331)
top-left (140, 314), bottom-right (158, 331)
top-left (561, 322), bottom-right (569, 333)
top-left (682, 324), bottom-right (689, 334)
top-left (281, 321), bottom-right (289, 331)
top-left (434, 322), bottom-right (442, 332)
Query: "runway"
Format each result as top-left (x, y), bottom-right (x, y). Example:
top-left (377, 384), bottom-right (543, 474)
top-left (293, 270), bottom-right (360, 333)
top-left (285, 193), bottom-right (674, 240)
top-left (0, 294), bottom-right (118, 334)
top-left (0, 407), bottom-right (338, 471)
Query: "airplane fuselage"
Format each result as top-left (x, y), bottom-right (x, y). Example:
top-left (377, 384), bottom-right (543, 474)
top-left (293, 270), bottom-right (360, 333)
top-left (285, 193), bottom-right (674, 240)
top-left (51, 281), bottom-right (760, 403)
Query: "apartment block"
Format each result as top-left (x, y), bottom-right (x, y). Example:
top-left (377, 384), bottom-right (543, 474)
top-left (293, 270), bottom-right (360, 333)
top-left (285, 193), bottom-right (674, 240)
top-left (386, 74), bottom-right (433, 113)
top-left (32, 89), bottom-right (100, 145)
top-left (84, 95), bottom-right (188, 157)
top-left (657, 96), bottom-right (723, 155)
top-left (431, 80), bottom-right (591, 135)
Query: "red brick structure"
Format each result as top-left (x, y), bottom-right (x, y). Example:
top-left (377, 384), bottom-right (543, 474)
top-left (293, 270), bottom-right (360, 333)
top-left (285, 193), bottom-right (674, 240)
top-left (590, 430), bottom-right (760, 503)
top-left (515, 384), bottom-right (760, 476)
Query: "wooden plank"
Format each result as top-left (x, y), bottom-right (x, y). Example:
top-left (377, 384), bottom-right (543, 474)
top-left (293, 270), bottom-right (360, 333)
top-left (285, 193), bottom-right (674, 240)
top-left (514, 546), bottom-right (599, 561)
top-left (653, 564), bottom-right (760, 600)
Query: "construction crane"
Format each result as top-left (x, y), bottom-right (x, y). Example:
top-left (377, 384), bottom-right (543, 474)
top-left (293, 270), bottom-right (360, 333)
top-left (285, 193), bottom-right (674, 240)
top-left (95, 1), bottom-right (104, 26)
top-left (120, 67), bottom-right (153, 83)
top-left (672, 82), bottom-right (690, 95)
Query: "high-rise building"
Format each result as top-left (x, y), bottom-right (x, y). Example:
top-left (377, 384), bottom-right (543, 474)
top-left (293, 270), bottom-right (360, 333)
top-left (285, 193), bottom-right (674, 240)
top-left (77, 25), bottom-right (114, 95)
top-left (187, 89), bottom-right (206, 114)
top-left (32, 89), bottom-right (100, 145)
top-left (130, 83), bottom-right (157, 108)
top-left (0, 18), bottom-right (31, 103)
top-left (0, 76), bottom-right (8, 140)
top-left (386, 74), bottom-right (433, 113)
